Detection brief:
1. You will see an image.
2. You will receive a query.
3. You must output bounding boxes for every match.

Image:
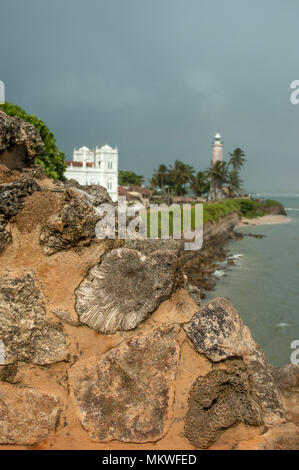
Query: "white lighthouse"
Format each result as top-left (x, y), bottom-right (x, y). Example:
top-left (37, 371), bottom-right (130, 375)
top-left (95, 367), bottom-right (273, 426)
top-left (212, 132), bottom-right (223, 164)
top-left (210, 132), bottom-right (224, 200)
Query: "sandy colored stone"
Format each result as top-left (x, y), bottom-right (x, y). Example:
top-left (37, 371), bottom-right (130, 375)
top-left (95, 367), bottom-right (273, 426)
top-left (69, 325), bottom-right (180, 442)
top-left (236, 422), bottom-right (299, 450)
top-left (0, 384), bottom-right (59, 445)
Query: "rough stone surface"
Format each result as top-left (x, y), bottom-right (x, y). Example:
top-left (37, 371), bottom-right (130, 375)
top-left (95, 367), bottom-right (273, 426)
top-left (184, 298), bottom-right (286, 428)
top-left (243, 350), bottom-right (286, 426)
top-left (75, 248), bottom-right (184, 333)
top-left (0, 177), bottom-right (40, 218)
top-left (0, 176), bottom-right (40, 252)
top-left (0, 110), bottom-right (44, 168)
top-left (236, 423), bottom-right (299, 450)
top-left (0, 384), bottom-right (59, 445)
top-left (63, 180), bottom-right (112, 205)
top-left (124, 238), bottom-right (180, 255)
top-left (40, 188), bottom-right (101, 255)
top-left (274, 364), bottom-right (299, 391)
top-left (0, 272), bottom-right (68, 364)
top-left (184, 367), bottom-right (262, 448)
top-left (183, 297), bottom-right (256, 361)
top-left (69, 325), bottom-right (180, 442)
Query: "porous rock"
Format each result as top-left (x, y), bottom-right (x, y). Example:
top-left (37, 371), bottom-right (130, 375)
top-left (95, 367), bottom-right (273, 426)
top-left (184, 298), bottom-right (286, 428)
top-left (0, 109), bottom-right (44, 169)
top-left (69, 325), bottom-right (180, 442)
top-left (0, 176), bottom-right (40, 252)
top-left (0, 272), bottom-right (68, 364)
top-left (63, 180), bottom-right (112, 206)
top-left (75, 248), bottom-right (184, 333)
top-left (0, 384), bottom-right (59, 445)
top-left (40, 188), bottom-right (101, 255)
top-left (184, 367), bottom-right (262, 448)
top-left (183, 297), bottom-right (256, 361)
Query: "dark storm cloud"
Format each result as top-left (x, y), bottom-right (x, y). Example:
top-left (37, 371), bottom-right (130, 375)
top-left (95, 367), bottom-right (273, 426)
top-left (1, 0), bottom-right (299, 192)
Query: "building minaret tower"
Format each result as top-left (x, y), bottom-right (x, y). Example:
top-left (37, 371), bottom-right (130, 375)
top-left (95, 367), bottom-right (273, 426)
top-left (212, 132), bottom-right (223, 164)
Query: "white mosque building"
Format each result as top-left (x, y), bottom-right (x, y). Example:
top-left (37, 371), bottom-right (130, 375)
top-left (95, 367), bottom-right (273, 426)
top-left (65, 144), bottom-right (118, 201)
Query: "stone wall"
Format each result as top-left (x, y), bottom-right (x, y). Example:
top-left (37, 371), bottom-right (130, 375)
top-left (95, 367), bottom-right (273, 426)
top-left (0, 111), bottom-right (298, 450)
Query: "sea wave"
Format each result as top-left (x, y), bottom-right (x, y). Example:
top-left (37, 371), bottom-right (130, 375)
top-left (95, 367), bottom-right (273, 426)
top-left (228, 253), bottom-right (244, 261)
top-left (213, 269), bottom-right (225, 278)
top-left (274, 322), bottom-right (292, 328)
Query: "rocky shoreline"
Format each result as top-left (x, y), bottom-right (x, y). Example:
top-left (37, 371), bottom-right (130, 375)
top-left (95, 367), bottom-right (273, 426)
top-left (179, 205), bottom-right (288, 301)
top-left (179, 212), bottom-right (242, 298)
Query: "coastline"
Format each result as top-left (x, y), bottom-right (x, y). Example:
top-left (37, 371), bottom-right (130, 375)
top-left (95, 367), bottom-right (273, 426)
top-left (180, 210), bottom-right (290, 301)
top-left (237, 214), bottom-right (290, 227)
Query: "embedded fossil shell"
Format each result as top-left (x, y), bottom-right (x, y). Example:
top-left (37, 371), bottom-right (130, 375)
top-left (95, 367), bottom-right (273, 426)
top-left (75, 247), bottom-right (183, 334)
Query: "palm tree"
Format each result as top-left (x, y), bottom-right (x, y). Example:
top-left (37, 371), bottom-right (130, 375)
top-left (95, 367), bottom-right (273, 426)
top-left (191, 171), bottom-right (210, 197)
top-left (227, 169), bottom-right (243, 196)
top-left (228, 148), bottom-right (246, 170)
top-left (169, 160), bottom-right (195, 196)
top-left (151, 164), bottom-right (170, 191)
top-left (207, 161), bottom-right (228, 199)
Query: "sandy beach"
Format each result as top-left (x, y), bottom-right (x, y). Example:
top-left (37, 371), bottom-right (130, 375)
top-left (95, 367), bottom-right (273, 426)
top-left (237, 214), bottom-right (290, 227)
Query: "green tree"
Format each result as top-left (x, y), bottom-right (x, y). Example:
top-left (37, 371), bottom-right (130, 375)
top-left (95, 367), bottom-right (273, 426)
top-left (169, 160), bottom-right (195, 196)
top-left (228, 148), bottom-right (246, 170)
top-left (191, 171), bottom-right (210, 197)
top-left (227, 169), bottom-right (243, 196)
top-left (207, 160), bottom-right (229, 186)
top-left (151, 164), bottom-right (170, 191)
top-left (0, 102), bottom-right (66, 180)
top-left (206, 161), bottom-right (229, 199)
top-left (118, 170), bottom-right (144, 186)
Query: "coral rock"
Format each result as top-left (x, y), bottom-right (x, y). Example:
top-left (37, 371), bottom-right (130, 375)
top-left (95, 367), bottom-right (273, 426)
top-left (184, 297), bottom-right (256, 361)
top-left (40, 188), bottom-right (101, 255)
top-left (184, 368), bottom-right (262, 448)
top-left (75, 248), bottom-right (184, 333)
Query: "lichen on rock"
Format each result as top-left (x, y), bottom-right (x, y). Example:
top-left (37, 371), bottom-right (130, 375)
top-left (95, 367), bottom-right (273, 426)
top-left (75, 247), bottom-right (184, 333)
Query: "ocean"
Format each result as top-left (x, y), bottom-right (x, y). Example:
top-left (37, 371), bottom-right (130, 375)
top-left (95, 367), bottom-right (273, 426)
top-left (205, 195), bottom-right (299, 367)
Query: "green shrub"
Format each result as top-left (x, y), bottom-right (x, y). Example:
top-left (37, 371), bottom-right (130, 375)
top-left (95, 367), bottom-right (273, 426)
top-left (0, 102), bottom-right (66, 180)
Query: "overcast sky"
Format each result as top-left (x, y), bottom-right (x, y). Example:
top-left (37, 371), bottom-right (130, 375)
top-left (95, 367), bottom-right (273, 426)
top-left (1, 0), bottom-right (299, 192)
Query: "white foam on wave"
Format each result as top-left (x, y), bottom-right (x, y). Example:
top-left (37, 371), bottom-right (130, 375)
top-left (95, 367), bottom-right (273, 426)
top-left (228, 253), bottom-right (244, 261)
top-left (275, 322), bottom-right (292, 328)
top-left (213, 269), bottom-right (225, 278)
